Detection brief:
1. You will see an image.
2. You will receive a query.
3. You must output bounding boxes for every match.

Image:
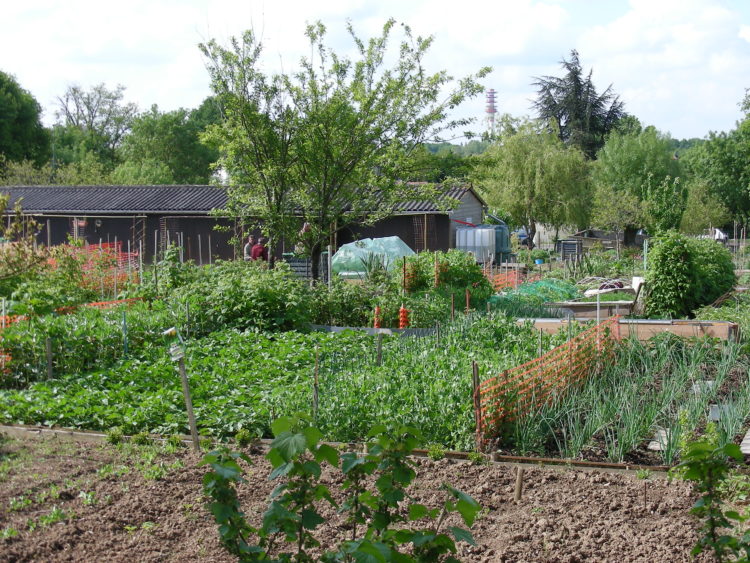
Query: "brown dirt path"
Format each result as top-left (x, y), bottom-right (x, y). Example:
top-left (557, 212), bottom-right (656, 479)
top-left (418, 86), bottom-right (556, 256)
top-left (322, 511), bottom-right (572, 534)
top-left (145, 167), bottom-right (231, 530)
top-left (0, 434), bottom-right (707, 562)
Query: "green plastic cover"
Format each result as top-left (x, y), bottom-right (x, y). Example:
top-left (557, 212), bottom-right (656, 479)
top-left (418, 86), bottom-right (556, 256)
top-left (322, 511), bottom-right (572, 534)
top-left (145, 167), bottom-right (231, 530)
top-left (332, 236), bottom-right (415, 278)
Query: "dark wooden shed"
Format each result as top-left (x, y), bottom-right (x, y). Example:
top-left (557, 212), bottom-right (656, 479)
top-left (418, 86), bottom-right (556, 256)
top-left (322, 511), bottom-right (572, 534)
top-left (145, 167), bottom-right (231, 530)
top-left (1, 184), bottom-right (486, 261)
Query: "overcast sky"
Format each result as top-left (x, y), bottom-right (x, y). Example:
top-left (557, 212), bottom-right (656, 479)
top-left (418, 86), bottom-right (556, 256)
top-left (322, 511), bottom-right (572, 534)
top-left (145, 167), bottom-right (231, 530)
top-left (3, 0), bottom-right (750, 141)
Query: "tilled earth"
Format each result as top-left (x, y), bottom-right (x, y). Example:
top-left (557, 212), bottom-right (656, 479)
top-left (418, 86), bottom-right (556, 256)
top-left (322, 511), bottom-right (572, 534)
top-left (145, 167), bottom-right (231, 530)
top-left (0, 433), bottom-right (709, 562)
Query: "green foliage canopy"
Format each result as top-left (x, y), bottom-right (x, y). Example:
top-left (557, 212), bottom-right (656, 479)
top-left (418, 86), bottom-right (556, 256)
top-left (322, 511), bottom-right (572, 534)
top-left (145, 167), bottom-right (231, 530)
top-left (201, 20), bottom-right (490, 277)
top-left (532, 50), bottom-right (625, 159)
top-left (0, 71), bottom-right (49, 169)
top-left (474, 120), bottom-right (591, 243)
top-left (646, 231), bottom-right (735, 318)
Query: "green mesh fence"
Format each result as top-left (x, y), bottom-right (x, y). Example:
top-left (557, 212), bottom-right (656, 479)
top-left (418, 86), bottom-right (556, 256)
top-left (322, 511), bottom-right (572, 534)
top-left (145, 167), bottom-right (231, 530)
top-left (488, 279), bottom-right (580, 318)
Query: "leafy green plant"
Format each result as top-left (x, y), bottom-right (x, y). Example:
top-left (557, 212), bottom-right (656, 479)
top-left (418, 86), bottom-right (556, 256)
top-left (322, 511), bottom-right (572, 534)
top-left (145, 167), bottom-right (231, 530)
top-left (9, 495), bottom-right (31, 511)
top-left (427, 443), bottom-right (447, 461)
top-left (105, 427), bottom-right (125, 446)
top-left (467, 451), bottom-right (489, 466)
top-left (676, 440), bottom-right (750, 560)
top-left (38, 506), bottom-right (70, 527)
top-left (202, 416), bottom-right (480, 562)
top-left (646, 232), bottom-right (735, 318)
top-left (0, 526), bottom-right (19, 539)
top-left (131, 431), bottom-right (154, 446)
top-left (165, 434), bottom-right (185, 450)
top-left (234, 428), bottom-right (257, 448)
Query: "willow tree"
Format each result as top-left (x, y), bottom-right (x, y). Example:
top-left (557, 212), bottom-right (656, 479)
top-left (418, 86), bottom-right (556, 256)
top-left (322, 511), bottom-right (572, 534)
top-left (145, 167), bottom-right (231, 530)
top-left (201, 20), bottom-right (490, 277)
top-left (474, 120), bottom-right (591, 245)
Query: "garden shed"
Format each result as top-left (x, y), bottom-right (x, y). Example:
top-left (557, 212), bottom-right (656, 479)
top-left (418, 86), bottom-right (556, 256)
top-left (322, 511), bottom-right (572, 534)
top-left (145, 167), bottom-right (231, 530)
top-left (1, 183), bottom-right (486, 261)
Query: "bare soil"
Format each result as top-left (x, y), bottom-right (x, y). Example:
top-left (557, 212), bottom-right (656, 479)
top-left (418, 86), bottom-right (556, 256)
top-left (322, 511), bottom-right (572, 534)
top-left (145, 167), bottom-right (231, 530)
top-left (0, 433), bottom-right (709, 562)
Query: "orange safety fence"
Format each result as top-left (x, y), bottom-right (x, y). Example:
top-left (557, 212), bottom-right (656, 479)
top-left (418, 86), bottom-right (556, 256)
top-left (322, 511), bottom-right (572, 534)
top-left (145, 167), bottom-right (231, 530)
top-left (482, 264), bottom-right (543, 291)
top-left (475, 316), bottom-right (621, 446)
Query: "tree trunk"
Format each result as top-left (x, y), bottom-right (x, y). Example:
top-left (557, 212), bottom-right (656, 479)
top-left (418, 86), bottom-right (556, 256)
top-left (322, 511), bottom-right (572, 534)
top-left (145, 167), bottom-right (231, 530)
top-left (526, 221), bottom-right (537, 250)
top-left (268, 237), bottom-right (276, 269)
top-left (310, 243), bottom-right (322, 281)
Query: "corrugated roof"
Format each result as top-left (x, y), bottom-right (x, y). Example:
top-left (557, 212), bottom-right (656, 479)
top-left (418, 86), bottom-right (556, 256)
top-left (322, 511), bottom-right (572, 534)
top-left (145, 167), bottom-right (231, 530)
top-left (392, 185), bottom-right (479, 214)
top-left (0, 184), bottom-right (484, 216)
top-left (0, 185), bottom-right (228, 215)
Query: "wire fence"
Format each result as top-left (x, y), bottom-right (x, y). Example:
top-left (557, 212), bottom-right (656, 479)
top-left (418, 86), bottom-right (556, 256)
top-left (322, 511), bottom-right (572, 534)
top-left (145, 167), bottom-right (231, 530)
top-left (476, 316), bottom-right (621, 447)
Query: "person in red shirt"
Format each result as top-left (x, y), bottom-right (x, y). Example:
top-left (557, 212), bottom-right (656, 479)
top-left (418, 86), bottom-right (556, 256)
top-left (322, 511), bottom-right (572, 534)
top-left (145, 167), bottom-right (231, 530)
top-left (251, 237), bottom-right (269, 261)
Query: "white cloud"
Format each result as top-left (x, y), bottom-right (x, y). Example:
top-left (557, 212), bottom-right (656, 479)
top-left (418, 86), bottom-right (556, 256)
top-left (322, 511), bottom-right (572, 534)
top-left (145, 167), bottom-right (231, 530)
top-left (1, 0), bottom-right (749, 138)
top-left (577, 0), bottom-right (750, 137)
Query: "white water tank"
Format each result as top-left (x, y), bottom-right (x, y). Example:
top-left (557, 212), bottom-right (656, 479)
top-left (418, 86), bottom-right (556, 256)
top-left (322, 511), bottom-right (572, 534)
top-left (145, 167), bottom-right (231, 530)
top-left (456, 227), bottom-right (496, 263)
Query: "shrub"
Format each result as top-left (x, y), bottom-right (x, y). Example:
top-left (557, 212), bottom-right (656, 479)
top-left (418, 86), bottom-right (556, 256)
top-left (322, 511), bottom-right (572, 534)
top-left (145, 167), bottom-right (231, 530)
top-left (172, 260), bottom-right (312, 333)
top-left (646, 231), bottom-right (735, 318)
top-left (690, 238), bottom-right (736, 306)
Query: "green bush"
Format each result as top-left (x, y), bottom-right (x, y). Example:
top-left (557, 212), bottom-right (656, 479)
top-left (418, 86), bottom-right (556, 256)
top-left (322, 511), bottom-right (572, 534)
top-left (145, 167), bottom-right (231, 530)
top-left (646, 231), bottom-right (735, 318)
top-left (404, 250), bottom-right (492, 298)
top-left (171, 260), bottom-right (311, 333)
top-left (690, 238), bottom-right (736, 306)
top-left (0, 301), bottom-right (174, 388)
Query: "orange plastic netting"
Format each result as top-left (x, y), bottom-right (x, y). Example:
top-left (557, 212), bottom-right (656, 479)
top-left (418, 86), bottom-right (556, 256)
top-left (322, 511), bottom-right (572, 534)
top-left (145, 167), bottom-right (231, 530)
top-left (482, 264), bottom-right (543, 291)
top-left (476, 316), bottom-right (621, 444)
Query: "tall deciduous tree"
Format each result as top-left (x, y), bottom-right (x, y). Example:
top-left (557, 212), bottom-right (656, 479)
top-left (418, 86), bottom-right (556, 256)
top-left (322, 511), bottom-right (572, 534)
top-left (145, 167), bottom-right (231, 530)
top-left (474, 120), bottom-right (591, 244)
top-left (55, 83), bottom-right (138, 168)
top-left (683, 118), bottom-right (750, 224)
top-left (592, 125), bottom-right (681, 240)
top-left (533, 50), bottom-right (625, 159)
top-left (116, 102), bottom-right (219, 184)
top-left (202, 20), bottom-right (489, 277)
top-left (0, 71), bottom-right (50, 169)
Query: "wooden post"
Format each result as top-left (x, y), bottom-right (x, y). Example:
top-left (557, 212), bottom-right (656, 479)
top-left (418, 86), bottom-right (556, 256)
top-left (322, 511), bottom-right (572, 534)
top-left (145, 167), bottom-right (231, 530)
top-left (46, 337), bottom-right (53, 380)
top-left (313, 346), bottom-right (319, 421)
top-left (122, 310), bottom-right (128, 357)
top-left (465, 288), bottom-right (470, 314)
top-left (472, 361), bottom-right (481, 451)
top-left (376, 333), bottom-right (383, 366)
top-left (514, 467), bottom-right (525, 502)
top-left (178, 357), bottom-right (200, 451)
top-left (402, 256), bottom-right (407, 293)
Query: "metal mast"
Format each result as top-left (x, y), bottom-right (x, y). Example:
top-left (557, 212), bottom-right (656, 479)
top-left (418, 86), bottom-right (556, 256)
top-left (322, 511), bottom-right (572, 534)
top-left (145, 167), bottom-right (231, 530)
top-left (485, 89), bottom-right (497, 137)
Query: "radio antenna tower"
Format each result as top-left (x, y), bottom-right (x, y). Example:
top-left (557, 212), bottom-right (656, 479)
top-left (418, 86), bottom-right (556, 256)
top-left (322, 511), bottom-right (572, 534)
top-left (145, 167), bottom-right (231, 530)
top-left (485, 89), bottom-right (498, 137)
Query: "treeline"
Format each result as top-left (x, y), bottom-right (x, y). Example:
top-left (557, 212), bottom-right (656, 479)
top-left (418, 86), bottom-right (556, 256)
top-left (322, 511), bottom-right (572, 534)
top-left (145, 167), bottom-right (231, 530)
top-left (2, 44), bottom-right (748, 243)
top-left (0, 74), bottom-right (221, 186)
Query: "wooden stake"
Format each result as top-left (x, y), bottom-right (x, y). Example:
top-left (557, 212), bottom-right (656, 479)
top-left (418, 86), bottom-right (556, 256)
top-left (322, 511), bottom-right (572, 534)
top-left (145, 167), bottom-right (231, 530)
top-left (538, 329), bottom-right (543, 357)
top-left (376, 333), bottom-right (383, 366)
top-left (514, 467), bottom-right (525, 502)
top-left (178, 357), bottom-right (200, 451)
top-left (465, 288), bottom-right (470, 314)
top-left (402, 256), bottom-right (407, 293)
top-left (472, 361), bottom-right (481, 451)
top-left (122, 310), bottom-right (128, 356)
top-left (46, 337), bottom-right (53, 380)
top-left (313, 346), bottom-right (320, 421)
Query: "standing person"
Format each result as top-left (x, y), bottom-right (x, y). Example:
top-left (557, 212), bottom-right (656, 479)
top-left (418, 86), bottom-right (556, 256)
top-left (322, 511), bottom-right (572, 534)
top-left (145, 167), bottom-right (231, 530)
top-left (251, 236), bottom-right (269, 261)
top-left (243, 234), bottom-right (256, 261)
